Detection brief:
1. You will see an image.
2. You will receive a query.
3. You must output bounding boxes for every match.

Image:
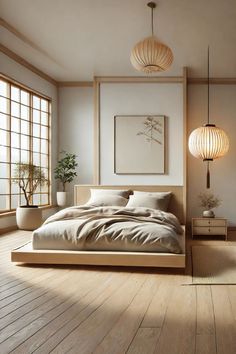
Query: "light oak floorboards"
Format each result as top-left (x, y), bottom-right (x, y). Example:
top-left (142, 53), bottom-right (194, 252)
top-left (196, 286), bottom-right (215, 335)
top-left (93, 276), bottom-right (158, 354)
top-left (127, 328), bottom-right (161, 354)
top-left (211, 286), bottom-right (236, 354)
top-left (196, 334), bottom-right (216, 354)
top-left (0, 231), bottom-right (236, 353)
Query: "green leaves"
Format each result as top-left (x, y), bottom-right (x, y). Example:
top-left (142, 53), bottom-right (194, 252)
top-left (54, 151), bottom-right (78, 191)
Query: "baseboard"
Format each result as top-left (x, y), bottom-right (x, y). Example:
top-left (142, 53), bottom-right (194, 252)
top-left (0, 225), bottom-right (18, 235)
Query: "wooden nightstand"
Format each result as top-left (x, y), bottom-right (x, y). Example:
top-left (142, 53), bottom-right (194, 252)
top-left (192, 217), bottom-right (228, 240)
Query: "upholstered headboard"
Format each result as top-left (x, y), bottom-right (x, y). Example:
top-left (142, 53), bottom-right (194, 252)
top-left (74, 185), bottom-right (185, 224)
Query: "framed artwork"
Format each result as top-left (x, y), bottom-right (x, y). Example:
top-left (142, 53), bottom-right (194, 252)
top-left (114, 115), bottom-right (166, 174)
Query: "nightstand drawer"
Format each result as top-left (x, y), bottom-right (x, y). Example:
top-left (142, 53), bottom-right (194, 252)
top-left (193, 219), bottom-right (226, 227)
top-left (193, 226), bottom-right (226, 235)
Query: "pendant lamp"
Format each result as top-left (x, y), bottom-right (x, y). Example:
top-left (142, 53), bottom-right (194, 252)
top-left (188, 47), bottom-right (229, 188)
top-left (130, 2), bottom-right (173, 73)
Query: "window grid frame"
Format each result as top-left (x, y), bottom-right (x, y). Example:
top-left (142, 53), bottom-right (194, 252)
top-left (0, 94), bottom-right (49, 113)
top-left (0, 111), bottom-right (50, 128)
top-left (0, 75), bottom-right (51, 213)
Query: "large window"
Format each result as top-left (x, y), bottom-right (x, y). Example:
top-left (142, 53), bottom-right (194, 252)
top-left (0, 75), bottom-right (51, 212)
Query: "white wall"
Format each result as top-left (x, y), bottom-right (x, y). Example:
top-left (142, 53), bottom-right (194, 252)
top-left (59, 87), bottom-right (94, 204)
top-left (58, 82), bottom-right (236, 227)
top-left (188, 84), bottom-right (236, 226)
top-left (58, 83), bottom-right (184, 206)
top-left (0, 52), bottom-right (58, 229)
top-left (100, 83), bottom-right (183, 185)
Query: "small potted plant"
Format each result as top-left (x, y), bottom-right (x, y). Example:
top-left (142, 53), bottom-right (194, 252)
top-left (54, 151), bottom-right (78, 207)
top-left (13, 163), bottom-right (48, 230)
top-left (198, 192), bottom-right (221, 218)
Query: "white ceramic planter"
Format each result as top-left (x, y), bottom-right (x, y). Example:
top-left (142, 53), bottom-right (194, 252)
top-left (57, 192), bottom-right (67, 207)
top-left (16, 207), bottom-right (42, 230)
top-left (203, 209), bottom-right (215, 218)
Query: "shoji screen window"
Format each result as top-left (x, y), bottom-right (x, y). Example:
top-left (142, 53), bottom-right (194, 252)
top-left (0, 76), bottom-right (51, 212)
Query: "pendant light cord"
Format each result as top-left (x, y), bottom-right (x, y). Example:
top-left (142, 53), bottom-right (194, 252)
top-left (151, 6), bottom-right (154, 35)
top-left (207, 46), bottom-right (210, 188)
top-left (207, 46), bottom-right (210, 125)
top-left (147, 2), bottom-right (156, 36)
top-left (206, 47), bottom-right (215, 189)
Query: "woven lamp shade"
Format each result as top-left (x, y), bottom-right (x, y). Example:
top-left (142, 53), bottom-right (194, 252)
top-left (188, 125), bottom-right (229, 160)
top-left (130, 36), bottom-right (173, 73)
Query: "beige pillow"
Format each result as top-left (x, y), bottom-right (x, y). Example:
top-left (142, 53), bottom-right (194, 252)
top-left (90, 188), bottom-right (131, 199)
top-left (127, 191), bottom-right (172, 211)
top-left (86, 194), bottom-right (128, 207)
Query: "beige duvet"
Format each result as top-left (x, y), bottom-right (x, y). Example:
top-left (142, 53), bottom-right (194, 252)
top-left (32, 206), bottom-right (183, 254)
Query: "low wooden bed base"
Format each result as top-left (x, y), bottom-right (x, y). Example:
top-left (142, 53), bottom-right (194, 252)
top-left (11, 244), bottom-right (185, 268)
top-left (11, 185), bottom-right (186, 268)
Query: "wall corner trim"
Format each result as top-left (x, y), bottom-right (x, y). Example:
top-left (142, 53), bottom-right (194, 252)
top-left (57, 81), bottom-right (93, 87)
top-left (0, 43), bottom-right (57, 86)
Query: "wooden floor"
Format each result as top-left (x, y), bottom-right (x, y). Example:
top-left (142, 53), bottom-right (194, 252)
top-left (0, 231), bottom-right (236, 354)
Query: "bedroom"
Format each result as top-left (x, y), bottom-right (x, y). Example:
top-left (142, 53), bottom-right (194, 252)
top-left (0, 0), bottom-right (236, 353)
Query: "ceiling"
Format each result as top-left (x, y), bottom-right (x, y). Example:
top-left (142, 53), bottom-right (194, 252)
top-left (0, 0), bottom-right (236, 81)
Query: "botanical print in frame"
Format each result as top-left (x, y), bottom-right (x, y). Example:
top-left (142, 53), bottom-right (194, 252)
top-left (114, 115), bottom-right (165, 174)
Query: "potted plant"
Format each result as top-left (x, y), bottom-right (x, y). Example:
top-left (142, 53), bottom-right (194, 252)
top-left (54, 151), bottom-right (78, 207)
top-left (198, 192), bottom-right (221, 218)
top-left (13, 163), bottom-right (48, 230)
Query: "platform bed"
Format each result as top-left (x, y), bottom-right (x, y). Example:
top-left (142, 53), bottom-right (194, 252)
top-left (11, 185), bottom-right (186, 268)
top-left (11, 237), bottom-right (185, 268)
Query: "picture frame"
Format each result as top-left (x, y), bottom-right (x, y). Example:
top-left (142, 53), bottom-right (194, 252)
top-left (114, 115), bottom-right (166, 174)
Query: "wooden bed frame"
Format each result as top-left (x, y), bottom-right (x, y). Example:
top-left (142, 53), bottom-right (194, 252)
top-left (11, 185), bottom-right (186, 268)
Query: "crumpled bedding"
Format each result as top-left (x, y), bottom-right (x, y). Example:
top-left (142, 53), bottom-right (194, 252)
top-left (32, 205), bottom-right (183, 254)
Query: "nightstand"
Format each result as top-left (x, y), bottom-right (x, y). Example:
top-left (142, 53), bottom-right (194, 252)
top-left (192, 217), bottom-right (228, 240)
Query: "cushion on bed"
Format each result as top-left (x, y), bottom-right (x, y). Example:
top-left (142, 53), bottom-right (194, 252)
top-left (90, 188), bottom-right (132, 199)
top-left (86, 194), bottom-right (128, 207)
top-left (126, 191), bottom-right (172, 211)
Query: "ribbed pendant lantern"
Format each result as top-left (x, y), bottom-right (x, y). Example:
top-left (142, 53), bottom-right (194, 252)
top-left (130, 2), bottom-right (173, 73)
top-left (188, 47), bottom-right (229, 188)
top-left (188, 125), bottom-right (229, 161)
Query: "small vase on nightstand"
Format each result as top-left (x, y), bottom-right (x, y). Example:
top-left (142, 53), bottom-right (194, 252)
top-left (203, 209), bottom-right (215, 218)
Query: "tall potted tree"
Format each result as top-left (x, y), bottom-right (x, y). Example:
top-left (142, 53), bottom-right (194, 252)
top-left (13, 163), bottom-right (48, 230)
top-left (54, 151), bottom-right (78, 207)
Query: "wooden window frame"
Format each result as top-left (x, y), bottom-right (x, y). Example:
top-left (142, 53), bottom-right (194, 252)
top-left (0, 74), bottom-right (51, 213)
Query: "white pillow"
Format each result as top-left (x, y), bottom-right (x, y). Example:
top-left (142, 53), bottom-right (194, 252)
top-left (90, 188), bottom-right (131, 199)
top-left (126, 191), bottom-right (172, 211)
top-left (86, 194), bottom-right (128, 207)
top-left (133, 191), bottom-right (172, 198)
